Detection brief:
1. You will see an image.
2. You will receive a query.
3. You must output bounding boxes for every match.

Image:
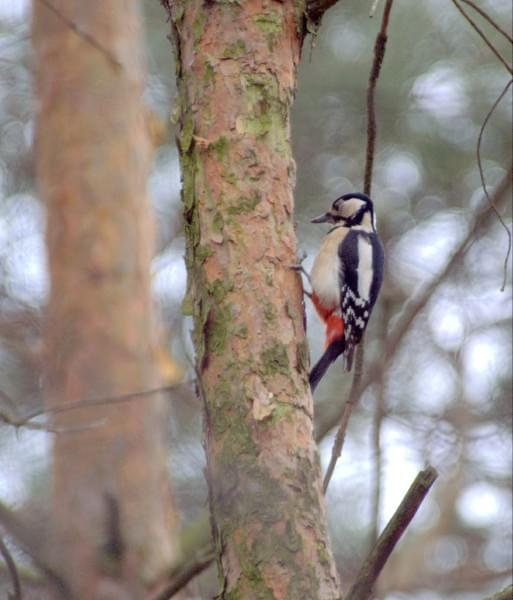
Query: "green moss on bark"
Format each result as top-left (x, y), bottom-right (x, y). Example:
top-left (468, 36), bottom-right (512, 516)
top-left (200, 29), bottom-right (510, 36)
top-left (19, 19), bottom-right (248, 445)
top-left (170, 2), bottom-right (340, 597)
top-left (260, 343), bottom-right (289, 377)
top-left (192, 11), bottom-right (207, 42)
top-left (227, 192), bottom-right (261, 215)
top-left (253, 12), bottom-right (282, 50)
top-left (222, 39), bottom-right (247, 59)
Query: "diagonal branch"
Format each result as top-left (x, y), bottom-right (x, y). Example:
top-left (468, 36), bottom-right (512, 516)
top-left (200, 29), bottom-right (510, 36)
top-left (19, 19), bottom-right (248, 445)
top-left (0, 536), bottom-right (22, 600)
top-left (0, 501), bottom-right (70, 598)
top-left (35, 0), bottom-right (121, 69)
top-left (451, 0), bottom-right (512, 75)
top-left (149, 546), bottom-right (215, 600)
top-left (323, 343), bottom-right (365, 493)
top-left (0, 383), bottom-right (184, 433)
top-left (483, 585), bottom-right (513, 600)
top-left (460, 0), bottom-right (513, 45)
top-left (344, 466), bottom-right (438, 600)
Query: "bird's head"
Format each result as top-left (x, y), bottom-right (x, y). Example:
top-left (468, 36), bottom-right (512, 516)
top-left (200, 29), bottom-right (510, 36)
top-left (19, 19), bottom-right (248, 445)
top-left (311, 192), bottom-right (376, 229)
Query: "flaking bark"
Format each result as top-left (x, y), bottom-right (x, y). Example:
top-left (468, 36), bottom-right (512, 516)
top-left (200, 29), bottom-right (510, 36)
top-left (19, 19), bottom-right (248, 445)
top-left (167, 1), bottom-right (341, 598)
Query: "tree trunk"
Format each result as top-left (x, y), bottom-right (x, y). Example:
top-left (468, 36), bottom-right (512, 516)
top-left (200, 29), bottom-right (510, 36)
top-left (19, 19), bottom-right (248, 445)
top-left (168, 2), bottom-right (341, 598)
top-left (33, 1), bottom-right (176, 597)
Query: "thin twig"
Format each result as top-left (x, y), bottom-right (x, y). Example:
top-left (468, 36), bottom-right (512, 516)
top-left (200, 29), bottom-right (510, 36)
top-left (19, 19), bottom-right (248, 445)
top-left (369, 307), bottom-right (391, 546)
top-left (451, 0), bottom-right (513, 75)
top-left (1, 382), bottom-right (185, 433)
top-left (476, 78), bottom-right (513, 292)
top-left (380, 169), bottom-right (511, 362)
top-left (0, 502), bottom-right (69, 598)
top-left (344, 466), bottom-right (438, 600)
top-left (0, 536), bottom-right (22, 600)
top-left (323, 343), bottom-right (364, 493)
top-left (0, 562), bottom-right (44, 588)
top-left (21, 383), bottom-right (182, 424)
top-left (149, 546), bottom-right (215, 600)
top-left (0, 412), bottom-right (106, 434)
top-left (460, 0), bottom-right (513, 45)
top-left (0, 387), bottom-right (107, 433)
top-left (36, 0), bottom-right (121, 69)
top-left (364, 0), bottom-right (394, 197)
top-left (369, 387), bottom-right (383, 545)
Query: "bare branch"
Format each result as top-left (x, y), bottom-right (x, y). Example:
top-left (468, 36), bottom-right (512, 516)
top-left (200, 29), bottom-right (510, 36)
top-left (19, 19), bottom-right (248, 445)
top-left (0, 406), bottom-right (106, 434)
top-left (21, 383), bottom-right (183, 424)
top-left (0, 501), bottom-right (69, 598)
top-left (375, 167), bottom-right (511, 365)
top-left (476, 78), bottom-right (513, 291)
top-left (364, 0), bottom-right (394, 197)
top-left (1, 379), bottom-right (186, 433)
top-left (323, 343), bottom-right (365, 493)
top-left (460, 0), bottom-right (513, 45)
top-left (149, 546), bottom-right (215, 600)
top-left (0, 562), bottom-right (44, 588)
top-left (483, 585), bottom-right (513, 600)
top-left (344, 466), bottom-right (438, 600)
top-left (451, 0), bottom-right (513, 75)
top-left (0, 536), bottom-right (22, 600)
top-left (35, 0), bottom-right (121, 69)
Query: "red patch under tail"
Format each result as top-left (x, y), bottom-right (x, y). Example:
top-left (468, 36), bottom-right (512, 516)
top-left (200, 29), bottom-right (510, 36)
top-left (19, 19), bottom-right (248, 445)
top-left (325, 314), bottom-right (344, 348)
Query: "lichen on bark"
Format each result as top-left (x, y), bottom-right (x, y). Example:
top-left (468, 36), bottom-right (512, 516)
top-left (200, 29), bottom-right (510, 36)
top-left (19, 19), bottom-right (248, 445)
top-left (167, 1), bottom-right (341, 598)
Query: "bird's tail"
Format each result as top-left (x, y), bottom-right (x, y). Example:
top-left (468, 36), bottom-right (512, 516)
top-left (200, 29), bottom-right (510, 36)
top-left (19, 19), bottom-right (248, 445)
top-left (309, 337), bottom-right (346, 392)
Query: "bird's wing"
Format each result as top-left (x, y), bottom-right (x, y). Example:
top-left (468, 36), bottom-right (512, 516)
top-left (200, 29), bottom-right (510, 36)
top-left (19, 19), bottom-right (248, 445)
top-left (338, 230), bottom-right (373, 347)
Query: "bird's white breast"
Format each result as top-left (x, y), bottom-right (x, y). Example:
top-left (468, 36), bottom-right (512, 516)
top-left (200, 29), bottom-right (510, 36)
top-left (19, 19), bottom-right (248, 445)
top-left (310, 227), bottom-right (348, 309)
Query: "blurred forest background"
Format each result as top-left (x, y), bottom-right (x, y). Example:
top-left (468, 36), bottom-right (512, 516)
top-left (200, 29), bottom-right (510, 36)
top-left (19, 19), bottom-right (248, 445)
top-left (0, 0), bottom-right (511, 598)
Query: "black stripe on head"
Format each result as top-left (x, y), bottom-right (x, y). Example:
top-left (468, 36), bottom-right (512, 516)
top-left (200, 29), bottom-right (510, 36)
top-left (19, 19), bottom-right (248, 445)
top-left (340, 192), bottom-right (372, 203)
top-left (332, 193), bottom-right (375, 228)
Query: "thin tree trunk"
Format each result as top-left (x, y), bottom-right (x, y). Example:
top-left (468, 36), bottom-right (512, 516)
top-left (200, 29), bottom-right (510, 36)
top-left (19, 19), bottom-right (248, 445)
top-left (167, 2), bottom-right (341, 598)
top-left (33, 1), bottom-right (176, 597)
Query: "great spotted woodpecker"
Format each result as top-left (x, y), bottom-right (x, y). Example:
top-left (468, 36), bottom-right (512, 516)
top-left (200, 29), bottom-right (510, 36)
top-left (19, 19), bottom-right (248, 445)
top-left (309, 192), bottom-right (384, 391)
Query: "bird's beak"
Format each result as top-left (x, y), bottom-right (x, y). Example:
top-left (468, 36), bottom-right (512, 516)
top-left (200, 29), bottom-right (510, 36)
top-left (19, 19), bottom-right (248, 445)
top-left (311, 212), bottom-right (333, 224)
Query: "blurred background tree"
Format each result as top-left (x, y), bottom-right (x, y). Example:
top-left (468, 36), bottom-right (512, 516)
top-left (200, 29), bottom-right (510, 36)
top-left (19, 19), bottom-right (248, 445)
top-left (0, 0), bottom-right (511, 598)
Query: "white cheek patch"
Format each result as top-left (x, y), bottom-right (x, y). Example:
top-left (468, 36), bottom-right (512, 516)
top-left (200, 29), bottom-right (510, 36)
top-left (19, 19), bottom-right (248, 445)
top-left (357, 237), bottom-right (373, 301)
top-left (342, 198), bottom-right (365, 219)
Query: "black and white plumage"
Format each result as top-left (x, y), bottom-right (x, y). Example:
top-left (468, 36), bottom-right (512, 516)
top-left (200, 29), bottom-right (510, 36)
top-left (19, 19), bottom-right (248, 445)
top-left (309, 193), bottom-right (384, 391)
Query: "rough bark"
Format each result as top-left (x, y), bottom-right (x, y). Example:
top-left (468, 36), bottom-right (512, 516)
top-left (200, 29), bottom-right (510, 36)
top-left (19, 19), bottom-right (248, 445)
top-left (33, 1), bottom-right (176, 597)
top-left (168, 1), bottom-right (340, 598)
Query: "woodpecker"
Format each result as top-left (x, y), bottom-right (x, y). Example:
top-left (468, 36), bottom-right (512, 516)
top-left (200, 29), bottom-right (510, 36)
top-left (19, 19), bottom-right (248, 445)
top-left (308, 192), bottom-right (384, 391)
